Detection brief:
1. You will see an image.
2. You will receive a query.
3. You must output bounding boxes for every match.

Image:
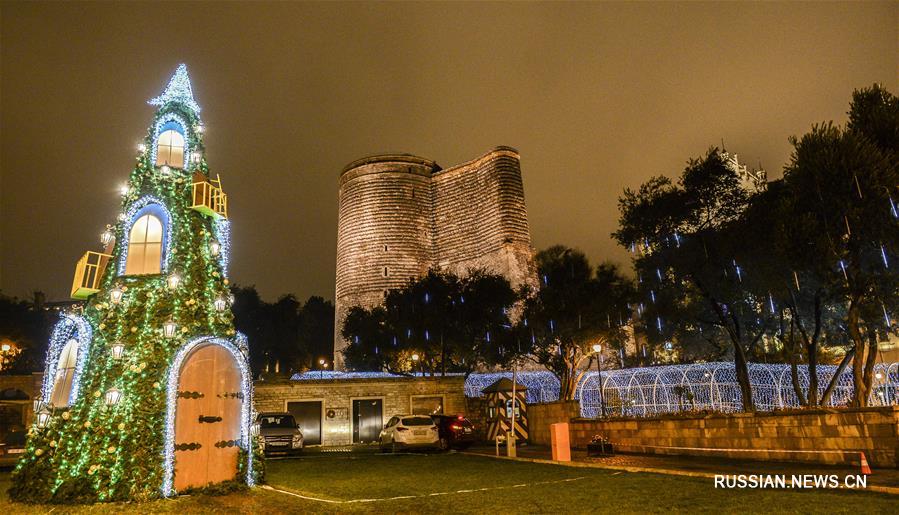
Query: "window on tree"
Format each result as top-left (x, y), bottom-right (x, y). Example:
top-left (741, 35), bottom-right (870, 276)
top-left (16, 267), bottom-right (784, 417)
top-left (50, 339), bottom-right (79, 407)
top-left (155, 129), bottom-right (185, 168)
top-left (125, 214), bottom-right (163, 275)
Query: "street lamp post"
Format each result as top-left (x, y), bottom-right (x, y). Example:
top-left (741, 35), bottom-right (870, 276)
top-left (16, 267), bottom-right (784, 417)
top-left (592, 344), bottom-right (606, 417)
top-left (411, 353), bottom-right (420, 376)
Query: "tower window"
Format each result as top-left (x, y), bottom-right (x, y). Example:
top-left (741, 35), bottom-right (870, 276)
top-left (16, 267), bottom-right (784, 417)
top-left (384, 267), bottom-right (389, 277)
top-left (384, 245), bottom-right (388, 252)
top-left (50, 339), bottom-right (79, 407)
top-left (155, 129), bottom-right (185, 168)
top-left (126, 214), bottom-right (163, 275)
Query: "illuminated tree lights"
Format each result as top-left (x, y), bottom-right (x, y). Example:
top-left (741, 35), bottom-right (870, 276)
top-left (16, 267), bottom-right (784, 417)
top-left (10, 64), bottom-right (258, 504)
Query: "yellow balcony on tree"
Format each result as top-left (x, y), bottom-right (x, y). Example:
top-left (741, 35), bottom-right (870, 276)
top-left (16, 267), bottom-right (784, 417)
top-left (71, 251), bottom-right (112, 299)
top-left (191, 173), bottom-right (228, 219)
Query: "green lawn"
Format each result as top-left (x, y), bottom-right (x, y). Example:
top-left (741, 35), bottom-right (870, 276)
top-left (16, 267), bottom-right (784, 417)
top-left (1, 452), bottom-right (896, 513)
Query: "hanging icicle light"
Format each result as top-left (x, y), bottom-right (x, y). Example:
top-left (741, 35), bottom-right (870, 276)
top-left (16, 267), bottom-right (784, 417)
top-left (109, 286), bottom-right (124, 304)
top-left (163, 318), bottom-right (177, 338)
top-left (880, 244), bottom-right (889, 268)
top-left (890, 196), bottom-right (898, 218)
top-left (214, 296), bottom-right (228, 312)
top-left (167, 273), bottom-right (181, 290)
top-left (110, 341), bottom-right (126, 360)
top-left (104, 388), bottom-right (122, 406)
top-left (209, 240), bottom-right (221, 256)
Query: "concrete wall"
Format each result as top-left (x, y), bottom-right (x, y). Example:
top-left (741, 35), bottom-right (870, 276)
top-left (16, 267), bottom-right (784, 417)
top-left (528, 404), bottom-right (899, 467)
top-left (254, 376), bottom-right (468, 446)
top-left (333, 147), bottom-right (537, 369)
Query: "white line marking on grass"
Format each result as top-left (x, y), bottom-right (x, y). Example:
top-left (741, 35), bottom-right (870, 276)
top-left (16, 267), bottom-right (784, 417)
top-left (262, 476), bottom-right (588, 504)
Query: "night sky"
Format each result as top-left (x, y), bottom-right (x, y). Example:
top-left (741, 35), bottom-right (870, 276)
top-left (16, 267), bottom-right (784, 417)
top-left (2, 2), bottom-right (896, 302)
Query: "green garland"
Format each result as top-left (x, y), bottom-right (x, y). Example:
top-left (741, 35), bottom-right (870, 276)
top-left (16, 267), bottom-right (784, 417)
top-left (10, 101), bottom-right (256, 503)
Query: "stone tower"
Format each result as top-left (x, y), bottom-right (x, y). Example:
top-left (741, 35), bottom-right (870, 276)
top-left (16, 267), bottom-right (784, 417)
top-left (334, 146), bottom-right (537, 369)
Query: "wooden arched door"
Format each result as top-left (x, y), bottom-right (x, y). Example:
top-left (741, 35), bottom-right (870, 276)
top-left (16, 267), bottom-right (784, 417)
top-left (174, 343), bottom-right (243, 491)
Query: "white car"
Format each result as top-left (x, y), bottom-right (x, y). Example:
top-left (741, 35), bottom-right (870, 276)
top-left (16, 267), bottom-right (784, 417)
top-left (379, 414), bottom-right (440, 452)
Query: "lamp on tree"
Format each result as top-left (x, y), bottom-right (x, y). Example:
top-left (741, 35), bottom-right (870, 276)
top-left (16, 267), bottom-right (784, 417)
top-left (214, 296), bottom-right (228, 312)
top-left (110, 287), bottom-right (124, 305)
top-left (209, 240), bottom-right (221, 257)
top-left (100, 227), bottom-right (114, 247)
top-left (163, 319), bottom-right (177, 338)
top-left (36, 406), bottom-right (52, 429)
top-left (167, 273), bottom-right (181, 290)
top-left (110, 342), bottom-right (126, 360)
top-left (251, 422), bottom-right (260, 438)
top-left (104, 388), bottom-right (122, 406)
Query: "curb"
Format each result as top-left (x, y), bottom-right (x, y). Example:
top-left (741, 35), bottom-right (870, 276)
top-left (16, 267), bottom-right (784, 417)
top-left (461, 452), bottom-right (899, 496)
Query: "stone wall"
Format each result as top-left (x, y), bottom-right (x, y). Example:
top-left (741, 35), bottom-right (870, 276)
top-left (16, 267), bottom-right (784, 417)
top-left (0, 373), bottom-right (44, 431)
top-left (254, 376), bottom-right (468, 446)
top-left (528, 404), bottom-right (899, 467)
top-left (528, 401), bottom-right (581, 446)
top-left (333, 147), bottom-right (537, 369)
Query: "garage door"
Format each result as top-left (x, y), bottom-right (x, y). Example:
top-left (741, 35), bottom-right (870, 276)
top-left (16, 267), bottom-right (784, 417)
top-left (287, 401), bottom-right (322, 446)
top-left (352, 399), bottom-right (383, 443)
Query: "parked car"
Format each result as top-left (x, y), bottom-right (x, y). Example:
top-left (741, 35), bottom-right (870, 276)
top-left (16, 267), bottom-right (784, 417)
top-left (431, 414), bottom-right (476, 450)
top-left (0, 427), bottom-right (26, 468)
top-left (257, 412), bottom-right (304, 455)
top-left (378, 414), bottom-right (439, 452)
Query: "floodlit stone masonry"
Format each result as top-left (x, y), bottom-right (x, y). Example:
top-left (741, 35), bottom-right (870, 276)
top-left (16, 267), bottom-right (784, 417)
top-left (334, 146), bottom-right (537, 369)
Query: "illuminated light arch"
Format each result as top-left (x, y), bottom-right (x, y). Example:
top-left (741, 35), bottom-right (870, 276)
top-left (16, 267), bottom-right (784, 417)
top-left (150, 113), bottom-right (193, 168)
top-left (162, 335), bottom-right (254, 497)
top-left (117, 196), bottom-right (173, 275)
top-left (40, 314), bottom-right (93, 406)
top-left (578, 361), bottom-right (898, 418)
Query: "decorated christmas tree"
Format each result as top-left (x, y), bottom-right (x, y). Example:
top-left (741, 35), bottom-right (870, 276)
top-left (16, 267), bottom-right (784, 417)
top-left (11, 64), bottom-right (260, 503)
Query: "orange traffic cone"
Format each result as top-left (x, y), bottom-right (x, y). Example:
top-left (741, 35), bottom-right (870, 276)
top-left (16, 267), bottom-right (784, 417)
top-left (860, 452), bottom-right (872, 475)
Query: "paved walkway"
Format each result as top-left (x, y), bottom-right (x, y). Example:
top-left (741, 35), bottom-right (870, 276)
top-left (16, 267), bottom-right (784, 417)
top-left (464, 445), bottom-right (899, 491)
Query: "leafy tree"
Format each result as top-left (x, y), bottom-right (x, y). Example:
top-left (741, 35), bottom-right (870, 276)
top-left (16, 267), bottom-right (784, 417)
top-left (231, 285), bottom-right (335, 376)
top-left (298, 296), bottom-right (336, 369)
top-left (0, 292), bottom-right (55, 374)
top-left (779, 84), bottom-right (899, 407)
top-left (615, 149), bottom-right (773, 411)
top-left (518, 246), bottom-right (634, 400)
top-left (341, 268), bottom-right (519, 375)
top-left (736, 180), bottom-right (849, 407)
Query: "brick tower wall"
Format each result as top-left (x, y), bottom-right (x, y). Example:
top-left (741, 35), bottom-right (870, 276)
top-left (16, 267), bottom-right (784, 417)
top-left (432, 147), bottom-right (535, 291)
top-left (334, 147), bottom-right (537, 370)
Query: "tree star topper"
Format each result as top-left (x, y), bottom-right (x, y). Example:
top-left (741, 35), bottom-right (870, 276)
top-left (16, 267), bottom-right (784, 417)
top-left (148, 63), bottom-right (201, 114)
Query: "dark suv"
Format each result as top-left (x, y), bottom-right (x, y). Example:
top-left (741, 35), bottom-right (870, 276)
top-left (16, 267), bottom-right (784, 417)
top-left (257, 413), bottom-right (304, 455)
top-left (431, 414), bottom-right (475, 450)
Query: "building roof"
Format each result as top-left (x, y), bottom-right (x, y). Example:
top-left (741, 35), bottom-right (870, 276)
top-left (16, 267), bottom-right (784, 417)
top-left (481, 377), bottom-right (528, 393)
